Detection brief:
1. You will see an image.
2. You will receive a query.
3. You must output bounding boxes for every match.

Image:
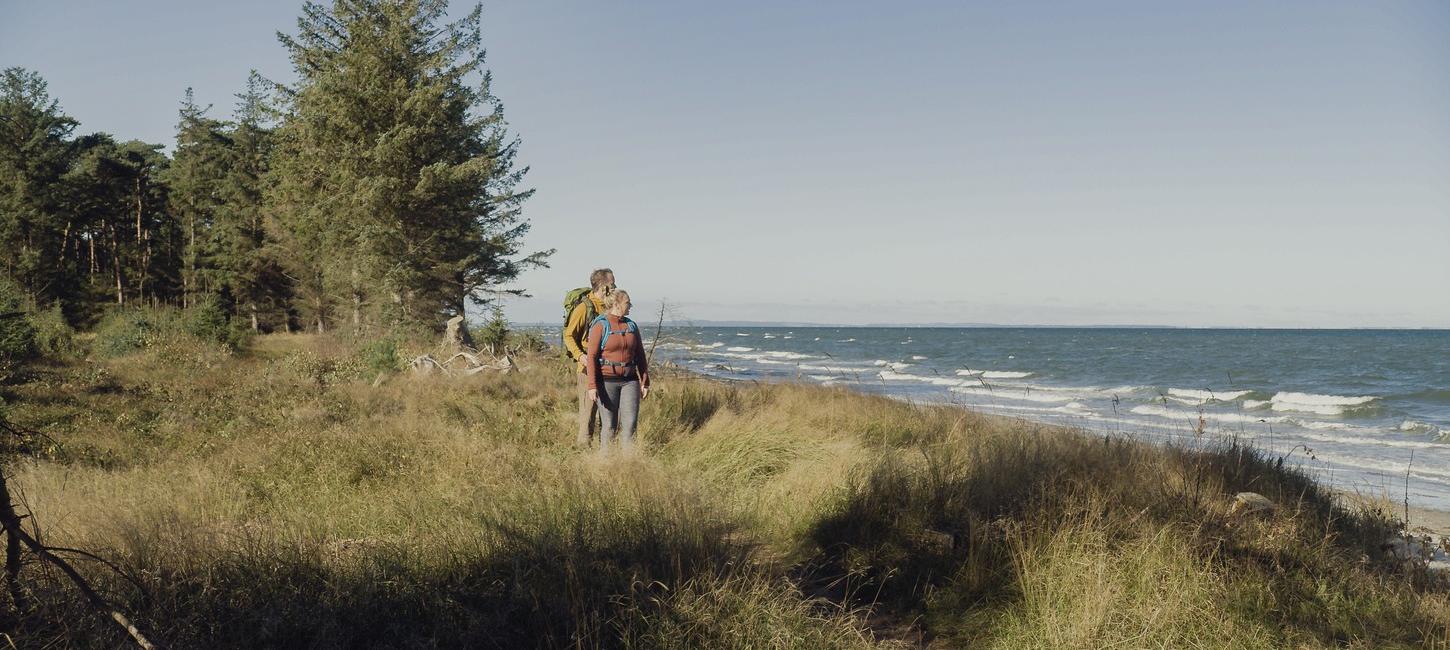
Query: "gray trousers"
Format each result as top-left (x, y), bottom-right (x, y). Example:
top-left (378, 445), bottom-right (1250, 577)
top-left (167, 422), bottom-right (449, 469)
top-left (576, 372), bottom-right (597, 446)
top-left (597, 379), bottom-right (641, 454)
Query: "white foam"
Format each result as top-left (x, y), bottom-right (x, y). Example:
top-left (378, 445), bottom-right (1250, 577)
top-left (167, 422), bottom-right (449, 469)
top-left (1242, 400), bottom-right (1270, 410)
top-left (735, 333), bottom-right (750, 337)
top-left (911, 355), bottom-right (928, 360)
top-left (762, 351), bottom-right (819, 360)
top-left (1270, 392), bottom-right (1378, 416)
top-left (1130, 404), bottom-right (1291, 425)
top-left (726, 346), bottom-right (754, 352)
top-left (783, 336), bottom-right (793, 339)
top-left (879, 370), bottom-right (964, 387)
top-left (954, 369), bottom-right (1033, 379)
top-left (839, 338), bottom-right (857, 343)
top-left (951, 386), bottom-right (1078, 403)
top-left (797, 363), bottom-right (866, 374)
top-left (762, 334), bottom-right (776, 339)
top-left (1401, 420), bottom-right (1444, 436)
top-left (1272, 391), bottom-right (1376, 406)
top-left (1167, 388), bottom-right (1252, 402)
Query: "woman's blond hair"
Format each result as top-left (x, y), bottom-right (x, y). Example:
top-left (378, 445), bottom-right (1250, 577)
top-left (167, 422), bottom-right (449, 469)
top-left (603, 288), bottom-right (630, 311)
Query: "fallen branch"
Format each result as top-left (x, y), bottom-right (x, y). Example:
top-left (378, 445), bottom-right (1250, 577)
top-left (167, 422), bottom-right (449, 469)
top-left (0, 418), bottom-right (156, 648)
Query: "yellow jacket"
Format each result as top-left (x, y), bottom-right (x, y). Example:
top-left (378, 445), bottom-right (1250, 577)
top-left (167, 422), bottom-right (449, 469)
top-left (563, 294), bottom-right (607, 373)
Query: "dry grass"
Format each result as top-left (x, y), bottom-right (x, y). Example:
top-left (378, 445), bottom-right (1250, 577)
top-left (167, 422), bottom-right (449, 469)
top-left (1, 325), bottom-right (1446, 648)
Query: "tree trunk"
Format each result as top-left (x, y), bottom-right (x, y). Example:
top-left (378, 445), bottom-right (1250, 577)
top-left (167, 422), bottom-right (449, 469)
top-left (134, 176), bottom-right (145, 302)
top-left (108, 221), bottom-right (124, 305)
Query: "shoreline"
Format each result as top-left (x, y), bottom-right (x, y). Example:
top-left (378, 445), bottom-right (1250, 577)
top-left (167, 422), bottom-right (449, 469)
top-left (667, 360), bottom-right (1450, 533)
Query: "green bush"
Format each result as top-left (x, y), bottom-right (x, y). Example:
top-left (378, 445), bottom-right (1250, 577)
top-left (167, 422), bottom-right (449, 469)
top-left (478, 308), bottom-right (508, 353)
top-left (93, 307), bottom-right (178, 357)
top-left (186, 295), bottom-right (230, 342)
top-left (359, 337), bottom-right (402, 374)
top-left (0, 278), bottom-right (37, 376)
top-left (29, 304), bottom-right (78, 358)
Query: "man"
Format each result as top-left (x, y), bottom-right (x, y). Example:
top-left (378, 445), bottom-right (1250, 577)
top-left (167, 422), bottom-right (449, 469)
top-left (563, 268), bottom-right (614, 447)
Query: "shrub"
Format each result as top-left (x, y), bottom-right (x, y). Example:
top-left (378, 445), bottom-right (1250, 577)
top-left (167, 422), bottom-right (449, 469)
top-left (478, 308), bottom-right (508, 353)
top-left (359, 337), bottom-right (402, 374)
top-left (29, 304), bottom-right (78, 358)
top-left (93, 307), bottom-right (179, 357)
top-left (0, 278), bottom-right (36, 376)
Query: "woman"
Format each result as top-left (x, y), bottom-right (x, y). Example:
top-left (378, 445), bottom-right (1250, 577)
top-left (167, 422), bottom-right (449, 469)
top-left (585, 289), bottom-right (650, 454)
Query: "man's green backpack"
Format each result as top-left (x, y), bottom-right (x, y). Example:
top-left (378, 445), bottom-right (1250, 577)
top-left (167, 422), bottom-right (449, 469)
top-left (561, 287), bottom-right (597, 356)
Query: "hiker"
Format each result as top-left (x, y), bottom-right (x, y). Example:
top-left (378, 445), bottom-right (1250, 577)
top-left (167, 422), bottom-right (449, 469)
top-left (586, 288), bottom-right (650, 455)
top-left (563, 268), bottom-right (615, 447)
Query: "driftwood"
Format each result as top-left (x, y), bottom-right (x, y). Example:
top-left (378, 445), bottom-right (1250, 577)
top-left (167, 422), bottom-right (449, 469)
top-left (410, 350), bottom-right (515, 377)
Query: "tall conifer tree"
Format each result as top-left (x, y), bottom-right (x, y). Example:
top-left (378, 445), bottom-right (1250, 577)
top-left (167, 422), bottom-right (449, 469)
top-left (0, 68), bottom-right (79, 310)
top-left (167, 89), bottom-right (232, 307)
top-left (270, 0), bottom-right (549, 331)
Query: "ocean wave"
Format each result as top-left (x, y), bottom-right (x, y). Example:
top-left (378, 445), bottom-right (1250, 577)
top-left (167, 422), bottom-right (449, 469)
top-left (735, 333), bottom-right (750, 336)
top-left (1306, 452), bottom-right (1450, 484)
top-left (951, 386), bottom-right (1078, 403)
top-left (1400, 420), bottom-right (1446, 439)
top-left (839, 338), bottom-right (857, 343)
top-left (1166, 388), bottom-right (1252, 402)
top-left (798, 363), bottom-right (868, 374)
top-left (763, 350), bottom-right (820, 360)
top-left (873, 360), bottom-right (914, 370)
top-left (879, 370), bottom-right (963, 387)
top-left (763, 334), bottom-right (776, 339)
top-left (1130, 404), bottom-right (1291, 425)
top-left (726, 347), bottom-right (754, 352)
top-left (695, 342), bottom-right (725, 349)
top-left (1270, 391), bottom-right (1378, 416)
top-left (955, 369), bottom-right (1034, 379)
top-left (978, 402), bottom-right (1096, 416)
top-left (1295, 430), bottom-right (1446, 451)
top-left (1242, 399), bottom-right (1270, 410)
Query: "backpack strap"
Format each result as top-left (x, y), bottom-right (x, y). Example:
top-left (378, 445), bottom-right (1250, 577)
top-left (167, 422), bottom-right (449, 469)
top-left (592, 316), bottom-right (638, 369)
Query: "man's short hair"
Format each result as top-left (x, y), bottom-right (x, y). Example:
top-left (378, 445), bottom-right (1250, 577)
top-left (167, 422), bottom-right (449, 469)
top-left (589, 268), bottom-right (614, 291)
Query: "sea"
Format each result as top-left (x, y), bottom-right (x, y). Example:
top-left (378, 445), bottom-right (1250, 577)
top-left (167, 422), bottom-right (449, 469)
top-left (644, 327), bottom-right (1450, 512)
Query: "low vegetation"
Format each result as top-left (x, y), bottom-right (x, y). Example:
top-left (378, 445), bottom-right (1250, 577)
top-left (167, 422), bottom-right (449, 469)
top-left (0, 313), bottom-right (1446, 648)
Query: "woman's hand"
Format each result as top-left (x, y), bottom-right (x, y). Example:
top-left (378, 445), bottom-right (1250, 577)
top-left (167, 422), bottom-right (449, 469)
top-left (641, 386), bottom-right (649, 400)
top-left (588, 388), bottom-right (598, 403)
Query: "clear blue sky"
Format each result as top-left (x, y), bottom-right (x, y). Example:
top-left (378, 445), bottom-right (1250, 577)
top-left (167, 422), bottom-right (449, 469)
top-left (5, 1), bottom-right (1448, 327)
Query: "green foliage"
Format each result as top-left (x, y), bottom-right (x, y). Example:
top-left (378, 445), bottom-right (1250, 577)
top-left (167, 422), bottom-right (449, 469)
top-left (0, 68), bottom-right (80, 311)
top-left (184, 294), bottom-right (231, 344)
top-left (477, 308), bottom-right (508, 352)
top-left (28, 303), bottom-right (77, 357)
top-left (93, 307), bottom-right (176, 357)
top-left (0, 277), bottom-right (36, 376)
top-left (270, 0), bottom-right (549, 331)
top-left (358, 337), bottom-right (401, 375)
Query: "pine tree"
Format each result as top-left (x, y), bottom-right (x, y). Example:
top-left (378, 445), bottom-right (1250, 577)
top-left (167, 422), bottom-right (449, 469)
top-left (270, 0), bottom-right (550, 332)
top-left (220, 72), bottom-right (290, 331)
top-left (166, 89), bottom-right (233, 308)
top-left (62, 135), bottom-right (174, 309)
top-left (0, 68), bottom-right (79, 311)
